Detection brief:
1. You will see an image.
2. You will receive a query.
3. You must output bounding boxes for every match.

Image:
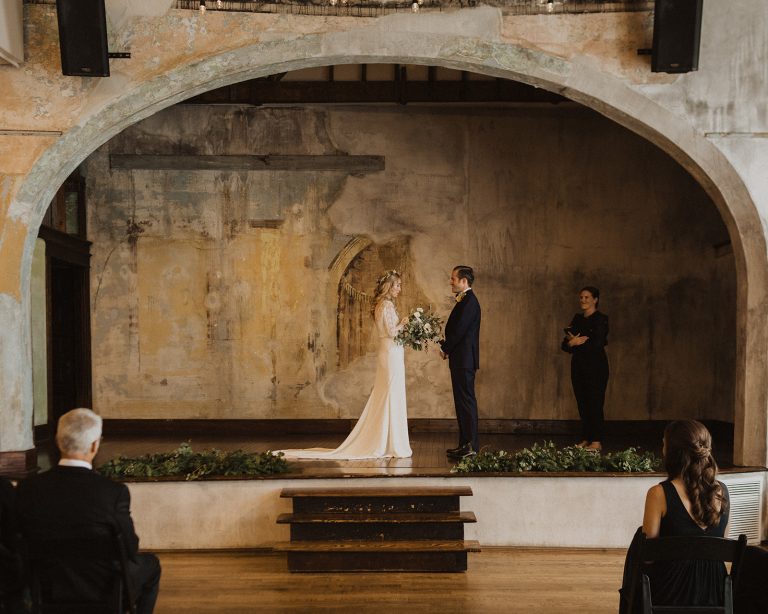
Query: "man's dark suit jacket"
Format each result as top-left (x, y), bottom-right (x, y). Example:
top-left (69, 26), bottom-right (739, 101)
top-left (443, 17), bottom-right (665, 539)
top-left (16, 465), bottom-right (141, 600)
top-left (440, 289), bottom-right (481, 370)
top-left (0, 476), bottom-right (17, 552)
top-left (0, 476), bottom-right (23, 594)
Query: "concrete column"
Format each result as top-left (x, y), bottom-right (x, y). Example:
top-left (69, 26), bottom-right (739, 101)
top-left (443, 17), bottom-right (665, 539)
top-left (0, 176), bottom-right (35, 474)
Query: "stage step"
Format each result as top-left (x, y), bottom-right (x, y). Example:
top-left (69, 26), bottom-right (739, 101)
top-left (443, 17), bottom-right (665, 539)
top-left (277, 511), bottom-right (477, 541)
top-left (276, 539), bottom-right (482, 551)
top-left (277, 487), bottom-right (479, 572)
top-left (280, 487), bottom-right (474, 497)
top-left (280, 486), bottom-right (471, 515)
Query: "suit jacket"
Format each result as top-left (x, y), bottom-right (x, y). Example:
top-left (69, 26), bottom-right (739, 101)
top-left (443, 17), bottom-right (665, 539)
top-left (0, 476), bottom-right (16, 550)
top-left (16, 465), bottom-right (141, 600)
top-left (0, 476), bottom-right (23, 592)
top-left (440, 289), bottom-right (481, 370)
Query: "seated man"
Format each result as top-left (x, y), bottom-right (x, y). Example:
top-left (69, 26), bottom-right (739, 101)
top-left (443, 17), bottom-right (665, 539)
top-left (17, 408), bottom-right (161, 614)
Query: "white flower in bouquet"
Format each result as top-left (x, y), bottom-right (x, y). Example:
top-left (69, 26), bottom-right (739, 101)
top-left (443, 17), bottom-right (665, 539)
top-left (395, 307), bottom-right (443, 351)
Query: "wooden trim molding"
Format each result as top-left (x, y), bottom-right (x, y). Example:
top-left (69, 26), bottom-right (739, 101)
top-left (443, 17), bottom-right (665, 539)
top-left (38, 226), bottom-right (92, 266)
top-left (0, 448), bottom-right (38, 478)
top-left (110, 154), bottom-right (385, 174)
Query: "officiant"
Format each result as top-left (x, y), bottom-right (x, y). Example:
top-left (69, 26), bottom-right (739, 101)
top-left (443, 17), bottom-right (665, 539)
top-left (561, 286), bottom-right (609, 452)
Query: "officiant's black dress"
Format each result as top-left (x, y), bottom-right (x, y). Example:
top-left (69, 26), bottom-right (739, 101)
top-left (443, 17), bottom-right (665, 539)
top-left (561, 310), bottom-right (609, 443)
top-left (647, 480), bottom-right (730, 605)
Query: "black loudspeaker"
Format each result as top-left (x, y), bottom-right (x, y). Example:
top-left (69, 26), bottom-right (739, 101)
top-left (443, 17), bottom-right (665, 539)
top-left (652, 0), bottom-right (703, 73)
top-left (55, 0), bottom-right (109, 77)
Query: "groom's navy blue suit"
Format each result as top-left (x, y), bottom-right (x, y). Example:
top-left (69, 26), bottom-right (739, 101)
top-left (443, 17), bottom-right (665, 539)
top-left (440, 289), bottom-right (481, 451)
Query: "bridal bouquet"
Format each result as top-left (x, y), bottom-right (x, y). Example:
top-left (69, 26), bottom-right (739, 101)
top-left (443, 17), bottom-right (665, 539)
top-left (395, 307), bottom-right (443, 351)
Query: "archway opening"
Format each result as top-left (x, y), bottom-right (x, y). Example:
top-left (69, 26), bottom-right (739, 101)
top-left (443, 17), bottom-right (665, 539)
top-left (3, 24), bottom-right (763, 471)
top-left (29, 63), bottom-right (737, 463)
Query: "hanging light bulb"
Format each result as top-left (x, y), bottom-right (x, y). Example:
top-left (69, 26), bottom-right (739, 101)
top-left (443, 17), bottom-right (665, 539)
top-left (329, 0), bottom-right (337, 5)
top-left (216, 0), bottom-right (223, 8)
top-left (199, 0), bottom-right (206, 15)
top-left (546, 0), bottom-right (554, 13)
top-left (411, 2), bottom-right (419, 11)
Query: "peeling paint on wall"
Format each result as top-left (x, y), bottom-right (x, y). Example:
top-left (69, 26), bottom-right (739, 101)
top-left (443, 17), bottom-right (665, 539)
top-left (85, 104), bottom-right (735, 423)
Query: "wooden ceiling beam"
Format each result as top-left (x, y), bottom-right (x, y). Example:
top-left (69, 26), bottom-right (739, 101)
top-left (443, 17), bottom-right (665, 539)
top-left (109, 154), bottom-right (385, 173)
top-left (181, 79), bottom-right (567, 106)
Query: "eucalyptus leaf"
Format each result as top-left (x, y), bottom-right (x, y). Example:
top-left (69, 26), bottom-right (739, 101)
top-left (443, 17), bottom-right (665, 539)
top-left (99, 444), bottom-right (290, 480)
top-left (451, 441), bottom-right (660, 474)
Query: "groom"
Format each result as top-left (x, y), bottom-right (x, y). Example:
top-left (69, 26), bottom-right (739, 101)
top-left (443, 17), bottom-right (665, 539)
top-left (440, 265), bottom-right (481, 460)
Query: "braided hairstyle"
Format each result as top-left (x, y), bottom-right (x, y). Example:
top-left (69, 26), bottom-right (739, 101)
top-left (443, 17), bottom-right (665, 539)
top-left (663, 420), bottom-right (728, 528)
top-left (370, 270), bottom-right (401, 319)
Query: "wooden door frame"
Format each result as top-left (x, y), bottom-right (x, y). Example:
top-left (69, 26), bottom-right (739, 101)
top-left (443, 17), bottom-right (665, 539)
top-left (35, 226), bottom-right (92, 443)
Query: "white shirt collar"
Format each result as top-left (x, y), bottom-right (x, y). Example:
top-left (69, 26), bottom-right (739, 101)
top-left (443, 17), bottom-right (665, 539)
top-left (59, 458), bottom-right (93, 470)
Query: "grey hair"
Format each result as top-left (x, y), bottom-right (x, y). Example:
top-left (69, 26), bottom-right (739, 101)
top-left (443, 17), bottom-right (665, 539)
top-left (56, 408), bottom-right (103, 456)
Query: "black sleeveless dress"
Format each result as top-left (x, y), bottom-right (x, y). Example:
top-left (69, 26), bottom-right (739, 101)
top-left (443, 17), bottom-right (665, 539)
top-left (647, 480), bottom-right (730, 606)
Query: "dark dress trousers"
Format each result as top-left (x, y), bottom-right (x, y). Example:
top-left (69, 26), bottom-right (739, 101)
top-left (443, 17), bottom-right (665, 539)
top-left (561, 310), bottom-right (609, 442)
top-left (440, 289), bottom-right (481, 451)
top-left (16, 465), bottom-right (161, 614)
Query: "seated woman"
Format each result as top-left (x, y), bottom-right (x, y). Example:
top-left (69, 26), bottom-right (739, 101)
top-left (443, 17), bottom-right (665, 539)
top-left (641, 419), bottom-right (730, 606)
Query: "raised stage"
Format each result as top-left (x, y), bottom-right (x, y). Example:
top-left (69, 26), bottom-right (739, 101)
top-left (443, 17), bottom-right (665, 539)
top-left (85, 423), bottom-right (728, 479)
top-left (67, 429), bottom-right (766, 552)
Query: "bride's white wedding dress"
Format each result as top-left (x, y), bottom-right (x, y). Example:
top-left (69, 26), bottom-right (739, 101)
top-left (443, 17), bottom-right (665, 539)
top-left (280, 299), bottom-right (412, 459)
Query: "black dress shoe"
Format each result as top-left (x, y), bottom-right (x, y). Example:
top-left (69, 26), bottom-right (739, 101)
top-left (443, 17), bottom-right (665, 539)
top-left (446, 445), bottom-right (464, 454)
top-left (447, 443), bottom-right (476, 459)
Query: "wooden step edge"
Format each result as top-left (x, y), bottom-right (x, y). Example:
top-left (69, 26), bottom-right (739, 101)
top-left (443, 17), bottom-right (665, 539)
top-left (277, 511), bottom-right (477, 524)
top-left (280, 486), bottom-right (473, 498)
top-left (272, 540), bottom-right (481, 553)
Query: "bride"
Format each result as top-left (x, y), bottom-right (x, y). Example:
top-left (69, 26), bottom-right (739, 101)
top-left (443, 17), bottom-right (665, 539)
top-left (280, 270), bottom-right (412, 459)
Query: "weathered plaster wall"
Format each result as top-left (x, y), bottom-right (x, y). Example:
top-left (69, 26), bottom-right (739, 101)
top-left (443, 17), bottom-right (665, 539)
top-left (0, 3), bottom-right (766, 464)
top-left (86, 103), bottom-right (735, 422)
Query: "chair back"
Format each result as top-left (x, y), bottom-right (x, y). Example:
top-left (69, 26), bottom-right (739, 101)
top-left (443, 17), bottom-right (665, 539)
top-left (639, 534), bottom-right (747, 566)
top-left (626, 532), bottom-right (747, 614)
top-left (25, 527), bottom-right (137, 614)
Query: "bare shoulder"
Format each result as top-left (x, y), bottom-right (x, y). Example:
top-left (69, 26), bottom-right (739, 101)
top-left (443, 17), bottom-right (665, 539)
top-left (645, 483), bottom-right (665, 502)
top-left (642, 483), bottom-right (667, 536)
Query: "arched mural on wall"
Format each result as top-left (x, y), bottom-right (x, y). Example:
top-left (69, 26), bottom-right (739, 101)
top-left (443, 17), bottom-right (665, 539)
top-left (2, 20), bottom-right (766, 465)
top-left (336, 237), bottom-right (430, 368)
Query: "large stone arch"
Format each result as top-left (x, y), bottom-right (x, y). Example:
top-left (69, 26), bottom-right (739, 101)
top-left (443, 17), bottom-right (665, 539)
top-left (3, 23), bottom-right (766, 466)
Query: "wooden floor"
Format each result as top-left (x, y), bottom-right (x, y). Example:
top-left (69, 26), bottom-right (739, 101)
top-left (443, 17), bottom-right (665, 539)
top-left (99, 432), bottom-right (598, 477)
top-left (154, 548), bottom-right (626, 613)
top-left (90, 431), bottom-right (667, 477)
top-left (78, 429), bottom-right (738, 479)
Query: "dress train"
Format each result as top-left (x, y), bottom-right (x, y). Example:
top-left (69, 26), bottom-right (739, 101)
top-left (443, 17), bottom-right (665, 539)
top-left (279, 300), bottom-right (412, 459)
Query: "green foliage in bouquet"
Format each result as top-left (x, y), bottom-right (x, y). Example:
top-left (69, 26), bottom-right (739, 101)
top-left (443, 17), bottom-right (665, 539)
top-left (395, 307), bottom-right (443, 351)
top-left (451, 440), bottom-right (660, 474)
top-left (99, 442), bottom-right (290, 481)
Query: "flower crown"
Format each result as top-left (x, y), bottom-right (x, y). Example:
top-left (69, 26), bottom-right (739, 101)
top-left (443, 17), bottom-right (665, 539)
top-left (377, 270), bottom-right (399, 284)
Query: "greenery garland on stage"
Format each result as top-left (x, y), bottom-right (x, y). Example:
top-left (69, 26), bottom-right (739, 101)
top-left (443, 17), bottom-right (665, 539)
top-left (451, 441), bottom-right (660, 474)
top-left (99, 443), bottom-right (289, 480)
